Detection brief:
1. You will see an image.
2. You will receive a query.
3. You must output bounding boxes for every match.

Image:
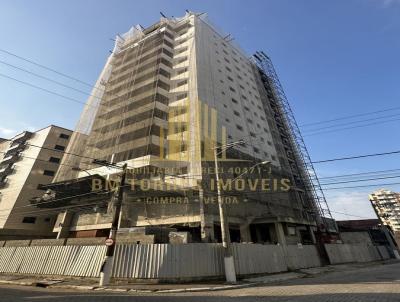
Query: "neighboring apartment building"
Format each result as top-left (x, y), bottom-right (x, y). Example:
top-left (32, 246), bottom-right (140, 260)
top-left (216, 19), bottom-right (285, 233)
top-left (42, 12), bottom-right (332, 244)
top-left (369, 189), bottom-right (400, 232)
top-left (0, 125), bottom-right (72, 239)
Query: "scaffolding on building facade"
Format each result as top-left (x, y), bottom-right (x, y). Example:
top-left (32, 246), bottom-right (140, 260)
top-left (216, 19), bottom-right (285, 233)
top-left (253, 51), bottom-right (336, 232)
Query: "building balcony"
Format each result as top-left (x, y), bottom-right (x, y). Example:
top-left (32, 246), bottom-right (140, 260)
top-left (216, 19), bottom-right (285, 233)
top-left (0, 177), bottom-right (8, 189)
top-left (1, 153), bottom-right (21, 166)
top-left (0, 164), bottom-right (13, 178)
top-left (11, 131), bottom-right (32, 144)
top-left (5, 142), bottom-right (26, 157)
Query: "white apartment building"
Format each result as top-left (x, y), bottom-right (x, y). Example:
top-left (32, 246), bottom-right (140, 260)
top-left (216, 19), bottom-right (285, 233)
top-left (39, 12), bottom-right (327, 244)
top-left (369, 189), bottom-right (400, 232)
top-left (0, 125), bottom-right (72, 239)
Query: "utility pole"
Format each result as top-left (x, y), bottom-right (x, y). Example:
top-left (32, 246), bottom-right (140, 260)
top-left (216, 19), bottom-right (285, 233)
top-left (99, 162), bottom-right (128, 286)
top-left (213, 146), bottom-right (236, 283)
top-left (213, 140), bottom-right (271, 283)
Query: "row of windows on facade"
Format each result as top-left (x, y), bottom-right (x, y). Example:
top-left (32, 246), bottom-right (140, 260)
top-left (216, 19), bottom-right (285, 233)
top-left (22, 216), bottom-right (51, 224)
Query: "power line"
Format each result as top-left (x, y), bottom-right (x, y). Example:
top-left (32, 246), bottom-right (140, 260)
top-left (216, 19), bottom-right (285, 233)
top-left (329, 210), bottom-right (373, 220)
top-left (0, 48), bottom-right (97, 90)
top-left (303, 117), bottom-right (400, 137)
top-left (320, 175), bottom-right (400, 186)
top-left (300, 105), bottom-right (400, 127)
top-left (302, 112), bottom-right (400, 133)
top-left (317, 168), bottom-right (400, 180)
top-left (0, 150), bottom-right (103, 175)
top-left (0, 72), bottom-right (87, 106)
top-left (0, 59), bottom-right (101, 100)
top-left (323, 181), bottom-right (400, 190)
top-left (312, 150), bottom-right (400, 164)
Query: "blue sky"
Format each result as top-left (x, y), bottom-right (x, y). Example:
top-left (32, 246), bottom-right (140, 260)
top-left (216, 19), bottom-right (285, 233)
top-left (1, 0), bottom-right (399, 219)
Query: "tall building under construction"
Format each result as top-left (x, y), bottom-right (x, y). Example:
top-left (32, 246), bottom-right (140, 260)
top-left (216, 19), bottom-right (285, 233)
top-left (42, 12), bottom-right (334, 243)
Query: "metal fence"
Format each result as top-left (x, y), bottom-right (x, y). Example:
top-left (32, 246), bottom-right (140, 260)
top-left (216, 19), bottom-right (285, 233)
top-left (324, 244), bottom-right (388, 264)
top-left (112, 243), bottom-right (225, 279)
top-left (0, 245), bottom-right (106, 277)
top-left (0, 243), bottom-right (390, 280)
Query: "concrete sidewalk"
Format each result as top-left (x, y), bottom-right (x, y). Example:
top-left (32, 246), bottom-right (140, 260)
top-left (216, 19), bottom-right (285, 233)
top-left (0, 260), bottom-right (397, 294)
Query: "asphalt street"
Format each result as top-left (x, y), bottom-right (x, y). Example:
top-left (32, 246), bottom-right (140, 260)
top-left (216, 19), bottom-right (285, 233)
top-left (0, 262), bottom-right (399, 302)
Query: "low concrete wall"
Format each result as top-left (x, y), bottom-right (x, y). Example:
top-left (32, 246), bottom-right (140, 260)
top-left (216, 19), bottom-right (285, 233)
top-left (286, 245), bottom-right (322, 270)
top-left (232, 244), bottom-right (287, 275)
top-left (325, 244), bottom-right (383, 264)
top-left (30, 239), bottom-right (66, 246)
top-left (376, 245), bottom-right (391, 260)
top-left (340, 232), bottom-right (373, 245)
top-left (4, 240), bottom-right (31, 247)
top-left (65, 237), bottom-right (106, 246)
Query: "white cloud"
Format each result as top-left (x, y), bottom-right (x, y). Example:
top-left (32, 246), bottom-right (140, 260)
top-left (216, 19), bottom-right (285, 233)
top-left (377, 0), bottom-right (400, 7)
top-left (0, 127), bottom-right (17, 138)
top-left (325, 190), bottom-right (378, 221)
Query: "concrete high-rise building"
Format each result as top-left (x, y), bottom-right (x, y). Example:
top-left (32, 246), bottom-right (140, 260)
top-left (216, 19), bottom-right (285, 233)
top-left (0, 125), bottom-right (72, 239)
top-left (43, 12), bottom-right (334, 244)
top-left (369, 189), bottom-right (400, 232)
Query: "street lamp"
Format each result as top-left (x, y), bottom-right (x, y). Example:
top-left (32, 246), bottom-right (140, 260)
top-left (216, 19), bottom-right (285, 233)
top-left (71, 167), bottom-right (92, 177)
top-left (231, 160), bottom-right (271, 182)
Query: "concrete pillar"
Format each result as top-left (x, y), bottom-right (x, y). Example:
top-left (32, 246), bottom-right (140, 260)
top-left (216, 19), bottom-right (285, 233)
top-left (274, 222), bottom-right (287, 245)
top-left (240, 224), bottom-right (251, 243)
top-left (307, 225), bottom-right (317, 244)
top-left (381, 226), bottom-right (400, 259)
top-left (56, 211), bottom-right (74, 239)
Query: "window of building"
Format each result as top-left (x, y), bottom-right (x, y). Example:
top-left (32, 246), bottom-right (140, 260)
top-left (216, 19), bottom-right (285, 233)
top-left (49, 157), bottom-right (60, 163)
top-left (43, 170), bottom-right (55, 176)
top-left (176, 57), bottom-right (187, 64)
top-left (37, 184), bottom-right (45, 190)
top-left (236, 125), bottom-right (243, 131)
top-left (54, 145), bottom-right (65, 151)
top-left (231, 98), bottom-right (238, 104)
top-left (229, 87), bottom-right (236, 92)
top-left (253, 147), bottom-right (260, 153)
top-left (176, 80), bottom-right (187, 87)
top-left (271, 155), bottom-right (277, 161)
top-left (225, 118), bottom-right (230, 123)
top-left (22, 216), bottom-right (36, 224)
top-left (177, 68), bottom-right (188, 75)
top-left (59, 133), bottom-right (70, 139)
top-left (176, 93), bottom-right (187, 100)
top-left (226, 66), bottom-right (232, 72)
top-left (250, 132), bottom-right (256, 137)
top-left (233, 110), bottom-right (240, 117)
top-left (227, 76), bottom-right (233, 81)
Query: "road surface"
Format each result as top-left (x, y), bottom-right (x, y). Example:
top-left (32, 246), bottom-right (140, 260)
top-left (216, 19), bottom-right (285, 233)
top-left (0, 262), bottom-right (399, 301)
